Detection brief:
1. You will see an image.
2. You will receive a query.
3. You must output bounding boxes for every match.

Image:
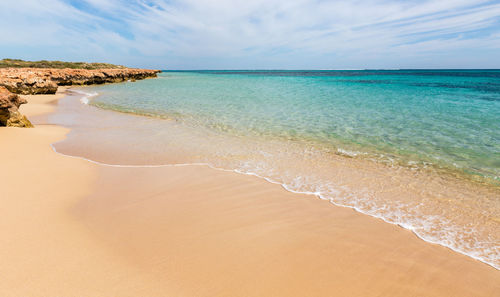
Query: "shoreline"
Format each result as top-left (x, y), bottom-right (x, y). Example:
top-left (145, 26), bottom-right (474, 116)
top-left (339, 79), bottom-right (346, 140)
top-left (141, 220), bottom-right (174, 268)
top-left (1, 87), bottom-right (499, 296)
top-left (50, 135), bottom-right (500, 271)
top-left (54, 83), bottom-right (500, 270)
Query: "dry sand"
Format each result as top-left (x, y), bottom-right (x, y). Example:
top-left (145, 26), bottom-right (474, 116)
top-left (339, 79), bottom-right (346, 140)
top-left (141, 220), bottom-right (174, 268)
top-left (0, 89), bottom-right (499, 296)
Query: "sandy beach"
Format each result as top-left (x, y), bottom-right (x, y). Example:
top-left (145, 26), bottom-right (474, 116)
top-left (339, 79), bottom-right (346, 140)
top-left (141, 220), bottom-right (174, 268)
top-left (1, 89), bottom-right (499, 296)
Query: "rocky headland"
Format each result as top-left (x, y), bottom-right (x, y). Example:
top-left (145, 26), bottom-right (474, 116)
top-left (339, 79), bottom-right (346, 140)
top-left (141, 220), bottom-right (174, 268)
top-left (0, 68), bottom-right (160, 95)
top-left (0, 65), bottom-right (160, 127)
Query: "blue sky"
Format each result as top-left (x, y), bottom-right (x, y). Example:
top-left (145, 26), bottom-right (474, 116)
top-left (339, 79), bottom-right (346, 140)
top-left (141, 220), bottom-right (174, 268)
top-left (1, 0), bottom-right (500, 69)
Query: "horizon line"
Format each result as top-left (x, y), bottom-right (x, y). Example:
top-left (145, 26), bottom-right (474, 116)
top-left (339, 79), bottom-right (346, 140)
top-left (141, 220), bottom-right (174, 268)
top-left (160, 68), bottom-right (500, 71)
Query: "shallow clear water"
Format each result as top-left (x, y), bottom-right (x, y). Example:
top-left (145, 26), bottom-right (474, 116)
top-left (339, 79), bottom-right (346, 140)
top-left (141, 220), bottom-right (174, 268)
top-left (90, 70), bottom-right (500, 183)
top-left (52, 70), bottom-right (500, 269)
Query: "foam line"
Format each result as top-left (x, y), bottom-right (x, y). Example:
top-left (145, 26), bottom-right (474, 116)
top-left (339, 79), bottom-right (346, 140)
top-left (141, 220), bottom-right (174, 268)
top-left (49, 139), bottom-right (499, 271)
top-left (68, 89), bottom-right (99, 105)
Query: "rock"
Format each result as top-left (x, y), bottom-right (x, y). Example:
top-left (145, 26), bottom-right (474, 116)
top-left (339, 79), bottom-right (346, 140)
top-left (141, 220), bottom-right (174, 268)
top-left (0, 68), bottom-right (161, 94)
top-left (5, 111), bottom-right (33, 128)
top-left (0, 69), bottom-right (58, 94)
top-left (0, 67), bottom-right (160, 127)
top-left (0, 86), bottom-right (33, 127)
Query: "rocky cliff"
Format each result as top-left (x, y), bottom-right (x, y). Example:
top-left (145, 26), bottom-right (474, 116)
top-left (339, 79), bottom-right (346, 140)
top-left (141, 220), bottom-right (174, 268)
top-left (0, 67), bottom-right (160, 127)
top-left (0, 86), bottom-right (33, 127)
top-left (0, 68), bottom-right (160, 95)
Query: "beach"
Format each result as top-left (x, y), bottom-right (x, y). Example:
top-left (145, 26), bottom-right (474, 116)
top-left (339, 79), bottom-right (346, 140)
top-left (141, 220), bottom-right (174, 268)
top-left (1, 87), bottom-right (499, 296)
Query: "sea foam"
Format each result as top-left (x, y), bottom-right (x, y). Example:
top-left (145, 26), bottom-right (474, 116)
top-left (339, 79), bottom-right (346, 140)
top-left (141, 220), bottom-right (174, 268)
top-left (69, 89), bottom-right (98, 105)
top-left (50, 71), bottom-right (500, 271)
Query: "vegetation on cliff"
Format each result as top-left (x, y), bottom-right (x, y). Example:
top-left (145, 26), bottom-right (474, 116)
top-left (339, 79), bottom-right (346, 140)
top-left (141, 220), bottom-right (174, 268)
top-left (0, 59), bottom-right (126, 70)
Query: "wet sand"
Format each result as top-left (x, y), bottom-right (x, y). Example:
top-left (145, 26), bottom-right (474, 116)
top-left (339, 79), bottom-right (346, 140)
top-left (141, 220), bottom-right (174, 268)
top-left (0, 89), bottom-right (499, 296)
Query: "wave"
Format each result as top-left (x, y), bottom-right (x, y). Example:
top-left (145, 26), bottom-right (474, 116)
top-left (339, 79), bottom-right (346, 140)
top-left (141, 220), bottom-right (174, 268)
top-left (48, 136), bottom-right (500, 271)
top-left (68, 89), bottom-right (99, 105)
top-left (51, 86), bottom-right (500, 271)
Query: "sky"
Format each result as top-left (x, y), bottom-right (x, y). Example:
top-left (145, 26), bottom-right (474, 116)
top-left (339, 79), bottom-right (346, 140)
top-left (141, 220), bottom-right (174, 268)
top-left (1, 0), bottom-right (499, 69)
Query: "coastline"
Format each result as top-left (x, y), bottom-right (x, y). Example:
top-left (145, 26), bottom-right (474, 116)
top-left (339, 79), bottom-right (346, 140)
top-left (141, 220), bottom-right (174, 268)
top-left (54, 77), bottom-right (500, 270)
top-left (0, 88), bottom-right (499, 296)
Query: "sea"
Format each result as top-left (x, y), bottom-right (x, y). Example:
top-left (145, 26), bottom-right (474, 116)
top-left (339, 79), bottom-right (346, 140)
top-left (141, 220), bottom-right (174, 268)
top-left (50, 70), bottom-right (500, 269)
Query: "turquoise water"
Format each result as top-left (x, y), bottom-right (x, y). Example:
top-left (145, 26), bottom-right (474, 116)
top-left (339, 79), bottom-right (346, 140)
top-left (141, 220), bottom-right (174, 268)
top-left (90, 70), bottom-right (500, 182)
top-left (55, 70), bottom-right (500, 269)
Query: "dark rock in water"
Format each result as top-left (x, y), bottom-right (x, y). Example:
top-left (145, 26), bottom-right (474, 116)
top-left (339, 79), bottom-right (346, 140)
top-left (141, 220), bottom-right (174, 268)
top-left (0, 68), bottom-right (161, 94)
top-left (0, 86), bottom-right (33, 127)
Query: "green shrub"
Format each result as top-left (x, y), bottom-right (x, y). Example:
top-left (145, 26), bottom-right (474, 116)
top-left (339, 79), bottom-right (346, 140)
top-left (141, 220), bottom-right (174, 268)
top-left (0, 59), bottom-right (126, 69)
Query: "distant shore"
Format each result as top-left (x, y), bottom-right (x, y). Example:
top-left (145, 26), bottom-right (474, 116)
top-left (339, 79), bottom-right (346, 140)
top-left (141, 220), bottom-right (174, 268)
top-left (0, 84), bottom-right (498, 296)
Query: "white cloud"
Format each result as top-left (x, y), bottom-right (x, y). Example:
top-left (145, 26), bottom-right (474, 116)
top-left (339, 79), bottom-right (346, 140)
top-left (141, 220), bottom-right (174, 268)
top-left (0, 0), bottom-right (499, 68)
